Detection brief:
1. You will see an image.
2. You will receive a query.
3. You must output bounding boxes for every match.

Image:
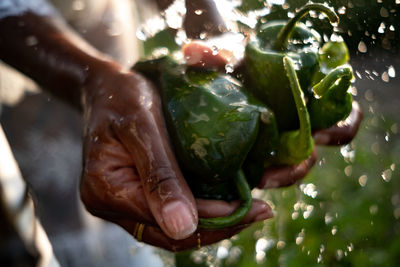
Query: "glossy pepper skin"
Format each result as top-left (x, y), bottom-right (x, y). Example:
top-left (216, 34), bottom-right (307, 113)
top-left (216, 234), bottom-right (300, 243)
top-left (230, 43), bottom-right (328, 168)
top-left (309, 41), bottom-right (354, 130)
top-left (244, 4), bottom-right (346, 132)
top-left (134, 56), bottom-right (278, 228)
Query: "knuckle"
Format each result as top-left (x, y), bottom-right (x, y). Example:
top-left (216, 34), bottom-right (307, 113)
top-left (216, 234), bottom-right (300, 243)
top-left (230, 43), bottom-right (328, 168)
top-left (143, 166), bottom-right (178, 194)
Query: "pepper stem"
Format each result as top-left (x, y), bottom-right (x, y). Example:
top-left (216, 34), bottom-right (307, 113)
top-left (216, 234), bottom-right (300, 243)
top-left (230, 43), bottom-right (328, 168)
top-left (199, 169), bottom-right (252, 229)
top-left (277, 57), bottom-right (313, 164)
top-left (274, 3), bottom-right (339, 51)
top-left (313, 66), bottom-right (353, 98)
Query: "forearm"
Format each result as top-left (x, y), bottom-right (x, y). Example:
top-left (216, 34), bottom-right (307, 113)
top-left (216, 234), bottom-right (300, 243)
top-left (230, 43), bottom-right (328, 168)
top-left (0, 12), bottom-right (117, 110)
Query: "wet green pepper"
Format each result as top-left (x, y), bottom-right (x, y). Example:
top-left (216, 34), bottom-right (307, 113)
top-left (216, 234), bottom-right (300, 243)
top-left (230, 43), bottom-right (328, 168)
top-left (244, 4), bottom-right (339, 132)
top-left (134, 56), bottom-right (278, 228)
top-left (308, 64), bottom-right (353, 130)
top-left (244, 3), bottom-right (355, 131)
top-left (308, 41), bottom-right (354, 130)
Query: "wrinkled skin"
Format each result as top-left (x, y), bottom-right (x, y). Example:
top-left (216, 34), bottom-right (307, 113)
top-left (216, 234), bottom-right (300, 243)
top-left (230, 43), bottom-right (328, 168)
top-left (79, 58), bottom-right (275, 249)
top-left (0, 0), bottom-right (362, 252)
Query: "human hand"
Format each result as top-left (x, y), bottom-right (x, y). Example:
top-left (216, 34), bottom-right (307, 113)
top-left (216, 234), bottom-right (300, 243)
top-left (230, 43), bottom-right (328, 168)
top-left (183, 41), bottom-right (363, 190)
top-left (79, 58), bottom-right (273, 251)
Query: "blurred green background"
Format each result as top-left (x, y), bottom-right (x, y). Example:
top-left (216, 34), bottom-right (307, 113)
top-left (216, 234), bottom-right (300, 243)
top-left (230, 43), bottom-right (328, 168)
top-left (168, 0), bottom-right (400, 266)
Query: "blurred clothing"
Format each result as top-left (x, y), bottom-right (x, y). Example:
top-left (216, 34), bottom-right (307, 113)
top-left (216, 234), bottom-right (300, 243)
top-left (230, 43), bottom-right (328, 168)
top-left (0, 125), bottom-right (60, 267)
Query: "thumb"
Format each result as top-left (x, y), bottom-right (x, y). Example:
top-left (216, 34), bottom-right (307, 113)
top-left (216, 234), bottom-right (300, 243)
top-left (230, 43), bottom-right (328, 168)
top-left (115, 79), bottom-right (198, 240)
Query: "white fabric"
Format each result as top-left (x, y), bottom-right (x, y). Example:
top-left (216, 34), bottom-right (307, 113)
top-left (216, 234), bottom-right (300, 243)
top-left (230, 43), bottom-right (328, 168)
top-left (0, 0), bottom-right (57, 19)
top-left (0, 125), bottom-right (60, 267)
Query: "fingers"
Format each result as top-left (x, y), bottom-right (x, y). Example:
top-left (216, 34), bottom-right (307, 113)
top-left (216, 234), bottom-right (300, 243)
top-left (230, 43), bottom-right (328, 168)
top-left (80, 126), bottom-right (154, 223)
top-left (183, 41), bottom-right (230, 70)
top-left (258, 150), bottom-right (318, 189)
top-left (114, 76), bottom-right (198, 240)
top-left (115, 219), bottom-right (243, 251)
top-left (183, 0), bottom-right (227, 39)
top-left (115, 199), bottom-right (273, 252)
top-left (313, 101), bottom-right (363, 146)
top-left (197, 198), bottom-right (273, 223)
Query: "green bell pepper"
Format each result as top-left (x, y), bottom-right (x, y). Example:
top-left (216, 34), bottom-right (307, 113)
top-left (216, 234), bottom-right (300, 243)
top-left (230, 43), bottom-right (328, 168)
top-left (134, 56), bottom-right (279, 228)
top-left (243, 3), bottom-right (354, 160)
top-left (244, 4), bottom-right (338, 132)
top-left (309, 41), bottom-right (354, 130)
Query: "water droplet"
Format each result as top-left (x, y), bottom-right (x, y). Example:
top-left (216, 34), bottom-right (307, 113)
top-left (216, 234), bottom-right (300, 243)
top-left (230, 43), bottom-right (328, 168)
top-left (380, 7), bottom-right (389, 17)
top-left (211, 45), bottom-right (219, 55)
top-left (25, 35), bottom-right (38, 46)
top-left (369, 204), bottom-right (378, 215)
top-left (385, 132), bottom-right (390, 142)
top-left (317, 254), bottom-right (323, 263)
top-left (194, 9), bottom-right (204, 15)
top-left (216, 246), bottom-right (229, 259)
top-left (350, 86), bottom-right (358, 96)
top-left (371, 142), bottom-right (380, 155)
top-left (108, 95), bottom-right (113, 99)
top-left (152, 47), bottom-right (169, 57)
top-left (394, 208), bottom-right (400, 219)
top-left (296, 229), bottom-right (305, 245)
top-left (347, 30), bottom-right (352, 36)
top-left (136, 28), bottom-right (147, 41)
top-left (364, 89), bottom-right (374, 101)
top-left (391, 123), bottom-right (398, 134)
top-left (199, 32), bottom-right (207, 39)
top-left (325, 213), bottom-right (333, 224)
top-left (225, 64), bottom-right (234, 74)
top-left (344, 165), bottom-right (352, 176)
top-left (336, 249), bottom-right (343, 260)
top-left (388, 65), bottom-right (396, 78)
top-left (255, 251), bottom-right (266, 264)
top-left (358, 41), bottom-right (367, 53)
top-left (300, 183), bottom-right (318, 198)
top-left (391, 163), bottom-right (396, 171)
top-left (378, 22), bottom-right (386, 33)
top-left (392, 194), bottom-right (400, 206)
top-left (276, 240), bottom-right (286, 249)
top-left (359, 175), bottom-right (368, 187)
top-left (331, 226), bottom-right (338, 235)
top-left (296, 236), bottom-right (304, 245)
top-left (381, 71), bottom-right (389, 82)
top-left (303, 205), bottom-right (314, 219)
top-left (381, 169), bottom-right (392, 182)
top-left (256, 238), bottom-right (274, 252)
top-left (340, 144), bottom-right (355, 161)
top-left (338, 6), bottom-right (346, 14)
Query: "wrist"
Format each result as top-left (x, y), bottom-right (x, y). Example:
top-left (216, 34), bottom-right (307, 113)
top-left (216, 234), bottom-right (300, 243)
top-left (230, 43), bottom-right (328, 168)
top-left (81, 57), bottom-right (122, 105)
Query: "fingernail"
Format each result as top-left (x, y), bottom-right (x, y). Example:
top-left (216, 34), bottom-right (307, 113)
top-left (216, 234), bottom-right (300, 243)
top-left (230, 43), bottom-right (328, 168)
top-left (313, 132), bottom-right (330, 145)
top-left (255, 209), bottom-right (274, 222)
top-left (264, 178), bottom-right (279, 189)
top-left (184, 49), bottom-right (202, 66)
top-left (162, 201), bottom-right (197, 240)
